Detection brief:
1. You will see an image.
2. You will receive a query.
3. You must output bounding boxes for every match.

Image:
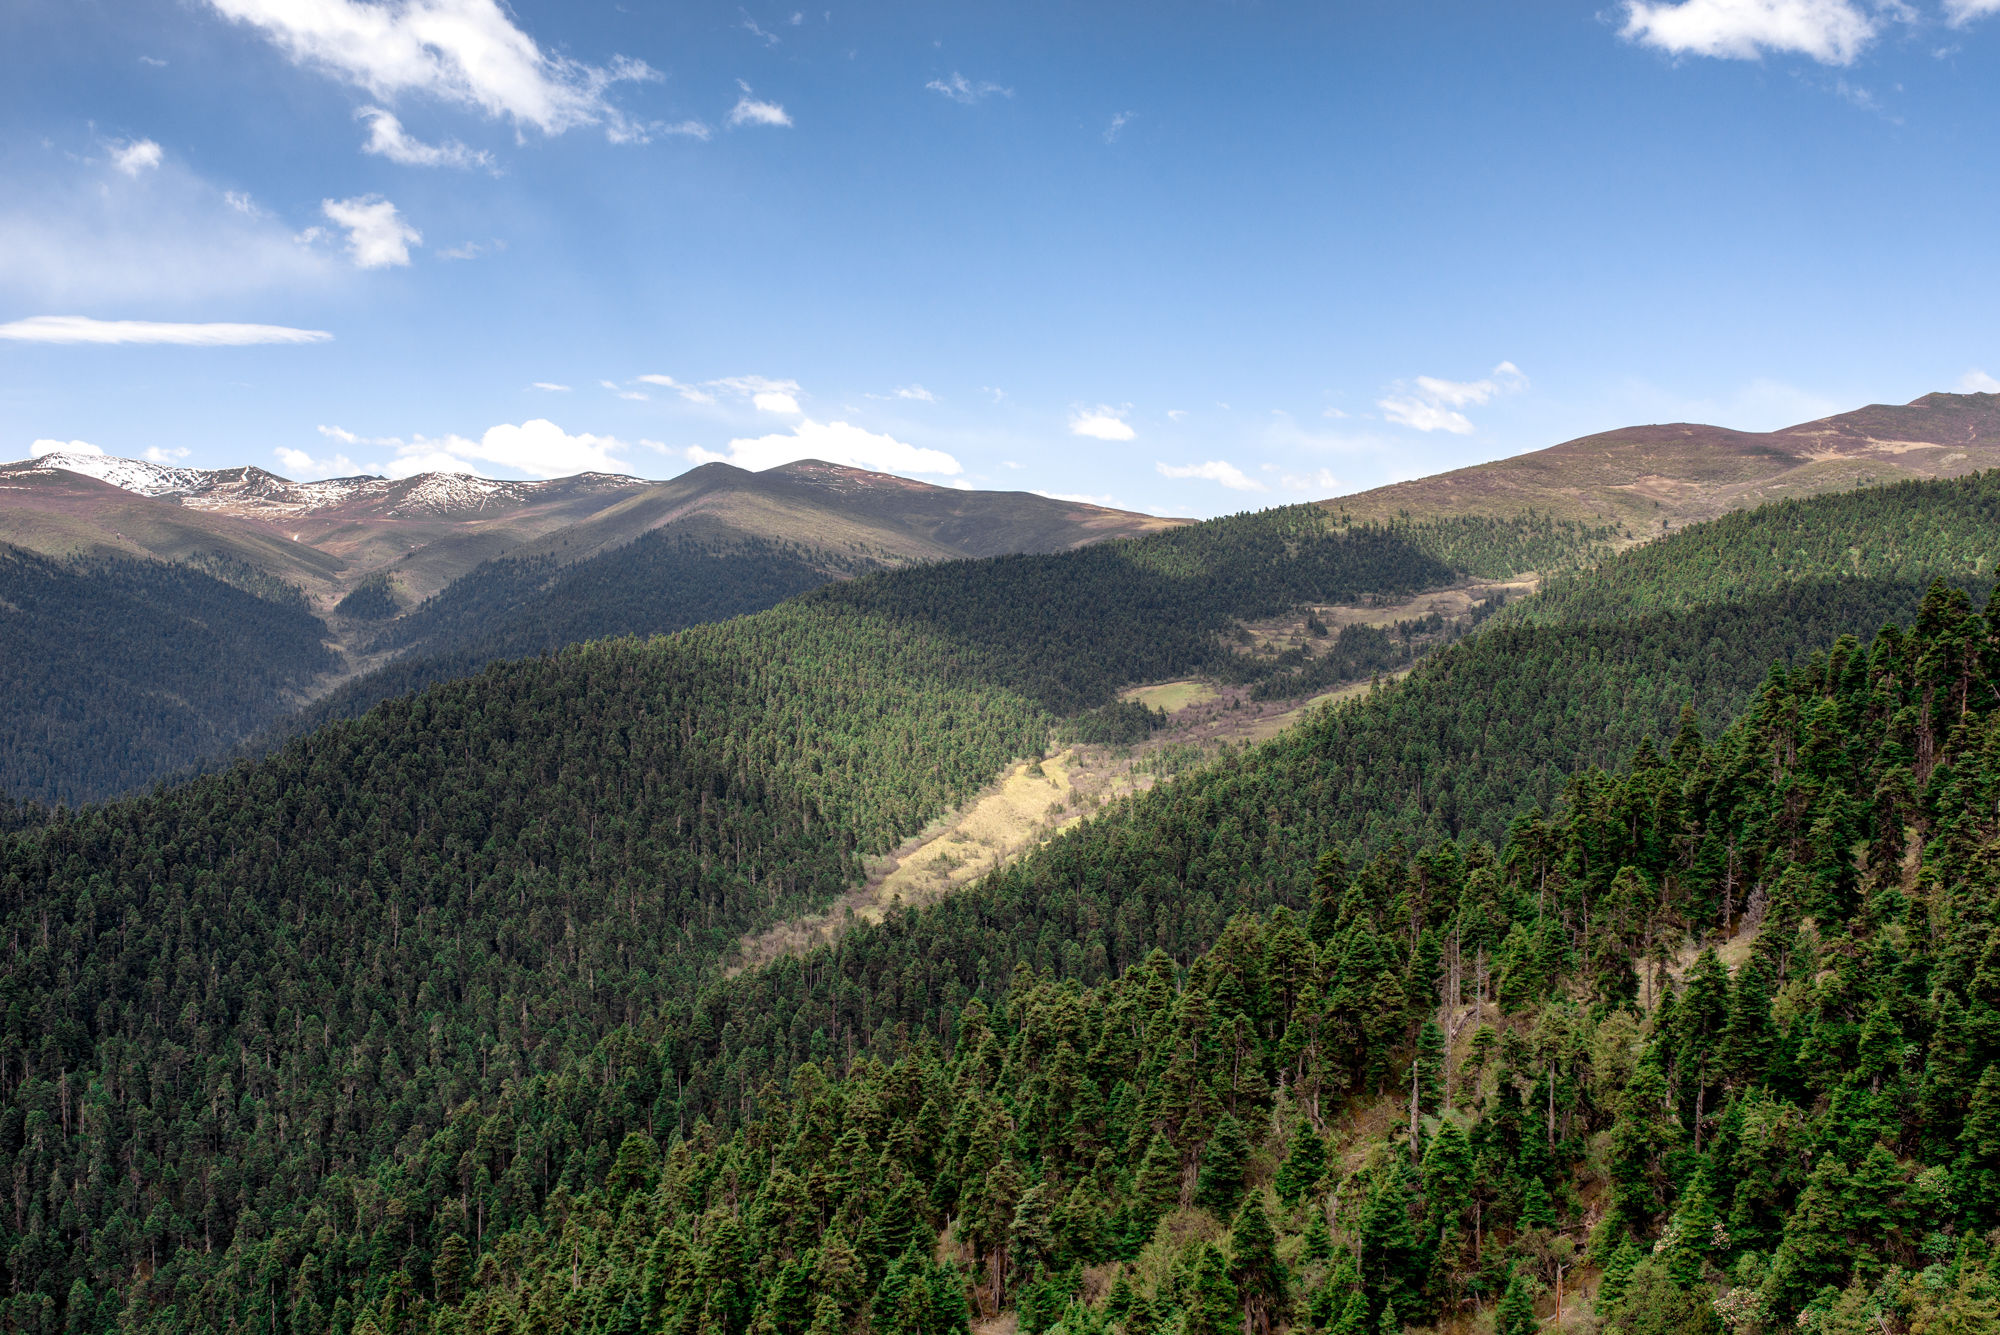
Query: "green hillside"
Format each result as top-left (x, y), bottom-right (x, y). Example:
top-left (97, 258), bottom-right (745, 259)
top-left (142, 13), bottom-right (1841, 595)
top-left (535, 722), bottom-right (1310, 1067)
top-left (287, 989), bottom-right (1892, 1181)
top-left (0, 546), bottom-right (337, 806)
top-left (259, 579), bottom-right (2000, 1335)
top-left (5, 479), bottom-right (1999, 1332)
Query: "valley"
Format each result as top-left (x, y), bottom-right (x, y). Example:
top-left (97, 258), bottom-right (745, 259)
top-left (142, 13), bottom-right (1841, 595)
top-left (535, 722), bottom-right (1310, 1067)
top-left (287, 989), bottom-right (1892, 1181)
top-left (7, 393), bottom-right (2000, 1335)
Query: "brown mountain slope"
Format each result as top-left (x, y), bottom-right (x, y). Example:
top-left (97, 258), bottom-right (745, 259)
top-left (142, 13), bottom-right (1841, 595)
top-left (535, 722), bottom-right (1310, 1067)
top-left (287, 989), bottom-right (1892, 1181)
top-left (0, 453), bottom-right (1182, 612)
top-left (1328, 390), bottom-right (2000, 534)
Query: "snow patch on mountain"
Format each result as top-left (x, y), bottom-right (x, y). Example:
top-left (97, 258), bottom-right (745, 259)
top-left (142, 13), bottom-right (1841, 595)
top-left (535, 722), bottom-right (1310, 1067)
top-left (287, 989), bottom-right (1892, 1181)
top-left (21, 451), bottom-right (208, 496)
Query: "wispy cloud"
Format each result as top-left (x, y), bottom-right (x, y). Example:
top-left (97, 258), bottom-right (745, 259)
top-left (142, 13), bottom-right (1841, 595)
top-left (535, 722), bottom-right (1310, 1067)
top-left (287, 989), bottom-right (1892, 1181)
top-left (0, 315), bottom-right (331, 345)
top-left (321, 195), bottom-right (420, 268)
top-left (111, 139), bottom-right (163, 176)
top-left (926, 72), bottom-right (1012, 104)
top-left (709, 375), bottom-right (802, 413)
top-left (530, 381), bottom-right (572, 392)
top-left (1957, 369), bottom-right (2000, 393)
top-left (728, 95), bottom-right (793, 128)
top-left (1280, 468), bottom-right (1342, 493)
top-left (1069, 405), bottom-right (1135, 440)
top-left (204, 0), bottom-right (659, 139)
top-left (1104, 111), bottom-right (1133, 143)
top-left (1946, 0), bottom-right (2000, 23)
top-left (740, 10), bottom-right (781, 44)
top-left (635, 373), bottom-right (718, 405)
top-left (1378, 361), bottom-right (1528, 434)
top-left (1620, 0), bottom-right (1880, 65)
top-left (358, 107), bottom-right (493, 169)
top-left (1157, 459), bottom-right (1264, 491)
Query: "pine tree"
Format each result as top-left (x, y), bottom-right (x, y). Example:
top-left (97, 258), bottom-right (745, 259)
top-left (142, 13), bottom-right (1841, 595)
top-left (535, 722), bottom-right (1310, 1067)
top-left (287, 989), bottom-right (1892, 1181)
top-left (1519, 1176), bottom-right (1557, 1231)
top-left (1595, 1236), bottom-right (1641, 1316)
top-left (1275, 1127), bottom-right (1328, 1204)
top-left (1195, 1114), bottom-right (1250, 1215)
top-left (1300, 1209), bottom-right (1333, 1262)
top-left (1414, 1020), bottom-right (1446, 1114)
top-left (1181, 1244), bottom-right (1240, 1335)
top-left (1494, 1270), bottom-right (1537, 1335)
top-left (1227, 1198), bottom-right (1284, 1335)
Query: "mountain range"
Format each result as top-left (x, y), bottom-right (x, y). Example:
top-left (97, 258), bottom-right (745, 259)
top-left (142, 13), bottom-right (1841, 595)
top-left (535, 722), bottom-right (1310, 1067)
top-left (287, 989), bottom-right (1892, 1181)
top-left (9, 391), bottom-right (2000, 1333)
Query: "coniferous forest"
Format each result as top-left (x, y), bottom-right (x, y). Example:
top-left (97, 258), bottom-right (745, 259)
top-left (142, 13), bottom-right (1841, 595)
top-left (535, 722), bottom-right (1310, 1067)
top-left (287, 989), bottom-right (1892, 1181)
top-left (6, 470), bottom-right (2000, 1334)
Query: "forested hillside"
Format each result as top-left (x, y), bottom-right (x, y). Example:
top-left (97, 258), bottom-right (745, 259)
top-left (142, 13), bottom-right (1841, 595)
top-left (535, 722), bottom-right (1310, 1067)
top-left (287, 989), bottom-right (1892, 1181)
top-left (0, 546), bottom-right (336, 806)
top-left (283, 532), bottom-right (860, 739)
top-left (6, 477), bottom-right (1999, 1332)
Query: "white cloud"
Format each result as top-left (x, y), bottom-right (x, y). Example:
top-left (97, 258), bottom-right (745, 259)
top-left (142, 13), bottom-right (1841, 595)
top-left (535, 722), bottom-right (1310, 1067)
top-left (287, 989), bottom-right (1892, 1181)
top-left (1946, 0), bottom-right (2000, 23)
top-left (635, 373), bottom-right (718, 405)
top-left (0, 315), bottom-right (332, 345)
top-left (1620, 0), bottom-right (1878, 65)
top-left (728, 96), bottom-right (793, 128)
top-left (1379, 361), bottom-right (1528, 434)
top-left (357, 106), bottom-right (492, 168)
top-left (140, 55), bottom-right (168, 67)
top-left (1034, 489), bottom-right (1121, 507)
top-left (926, 72), bottom-right (1011, 104)
top-left (305, 418), bottom-right (637, 478)
top-left (276, 446), bottom-right (368, 478)
top-left (223, 190), bottom-right (260, 215)
top-left (1166, 408), bottom-right (1188, 422)
top-left (30, 439), bottom-right (105, 458)
top-left (1069, 406), bottom-right (1135, 441)
top-left (1104, 111), bottom-right (1132, 143)
top-left (709, 374), bottom-right (803, 413)
top-left (894, 384), bottom-right (936, 402)
top-left (322, 195), bottom-right (420, 267)
top-left (437, 238), bottom-right (500, 260)
top-left (1958, 369), bottom-right (2000, 393)
top-left (740, 12), bottom-right (781, 44)
top-left (204, 0), bottom-right (657, 139)
top-left (144, 446), bottom-right (192, 463)
top-left (690, 418), bottom-right (962, 475)
top-left (531, 381), bottom-right (571, 392)
top-left (1280, 468), bottom-right (1342, 493)
top-left (111, 139), bottom-right (164, 176)
top-left (1156, 460), bottom-right (1265, 491)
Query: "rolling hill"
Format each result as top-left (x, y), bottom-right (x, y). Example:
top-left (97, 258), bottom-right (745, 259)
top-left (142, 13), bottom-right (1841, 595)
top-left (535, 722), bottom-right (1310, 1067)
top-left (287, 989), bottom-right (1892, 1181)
top-left (1331, 388), bottom-right (2000, 534)
top-left (6, 456), bottom-right (1999, 1333)
top-left (0, 452), bottom-right (1183, 803)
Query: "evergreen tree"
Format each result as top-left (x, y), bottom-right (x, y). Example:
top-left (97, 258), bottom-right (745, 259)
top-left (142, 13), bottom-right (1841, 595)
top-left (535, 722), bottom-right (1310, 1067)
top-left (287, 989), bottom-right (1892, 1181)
top-left (1195, 1114), bottom-right (1250, 1215)
top-left (1275, 1127), bottom-right (1328, 1204)
top-left (1494, 1270), bottom-right (1537, 1335)
top-left (1227, 1198), bottom-right (1284, 1335)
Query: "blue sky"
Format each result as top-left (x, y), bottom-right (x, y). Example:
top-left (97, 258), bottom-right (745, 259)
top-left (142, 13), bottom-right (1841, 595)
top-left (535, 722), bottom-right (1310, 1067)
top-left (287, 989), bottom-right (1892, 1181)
top-left (3, 0), bottom-right (1998, 516)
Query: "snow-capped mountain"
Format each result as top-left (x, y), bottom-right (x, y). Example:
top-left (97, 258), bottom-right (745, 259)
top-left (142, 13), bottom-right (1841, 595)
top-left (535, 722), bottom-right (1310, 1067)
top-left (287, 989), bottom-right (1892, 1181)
top-left (3, 451), bottom-right (644, 520)
top-left (17, 451), bottom-right (213, 497)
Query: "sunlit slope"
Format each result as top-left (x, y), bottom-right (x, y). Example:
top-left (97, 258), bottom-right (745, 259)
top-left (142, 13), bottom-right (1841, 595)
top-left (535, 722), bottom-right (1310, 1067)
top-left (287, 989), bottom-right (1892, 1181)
top-left (1328, 389), bottom-right (2000, 534)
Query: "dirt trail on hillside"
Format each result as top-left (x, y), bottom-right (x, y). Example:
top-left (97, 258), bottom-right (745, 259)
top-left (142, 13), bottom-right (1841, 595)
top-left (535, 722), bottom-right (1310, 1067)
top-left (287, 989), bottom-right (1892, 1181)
top-left (725, 671), bottom-right (1404, 975)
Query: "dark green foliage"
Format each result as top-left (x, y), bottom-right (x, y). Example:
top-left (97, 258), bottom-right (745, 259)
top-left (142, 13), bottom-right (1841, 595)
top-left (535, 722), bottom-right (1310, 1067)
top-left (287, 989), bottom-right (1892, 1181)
top-left (291, 532), bottom-right (852, 736)
top-left (1275, 1128), bottom-right (1328, 1204)
top-left (0, 545), bottom-right (336, 804)
top-left (333, 571), bottom-right (400, 620)
top-left (17, 470), bottom-right (2000, 1334)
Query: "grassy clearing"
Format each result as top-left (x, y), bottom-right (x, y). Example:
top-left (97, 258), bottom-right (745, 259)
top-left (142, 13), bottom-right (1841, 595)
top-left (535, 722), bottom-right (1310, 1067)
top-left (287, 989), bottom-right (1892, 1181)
top-left (1118, 679), bottom-right (1219, 713)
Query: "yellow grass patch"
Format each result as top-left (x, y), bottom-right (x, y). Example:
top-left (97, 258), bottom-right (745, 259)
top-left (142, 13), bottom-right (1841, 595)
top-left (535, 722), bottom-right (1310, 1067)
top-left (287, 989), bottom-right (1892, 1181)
top-left (1119, 679), bottom-right (1220, 713)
